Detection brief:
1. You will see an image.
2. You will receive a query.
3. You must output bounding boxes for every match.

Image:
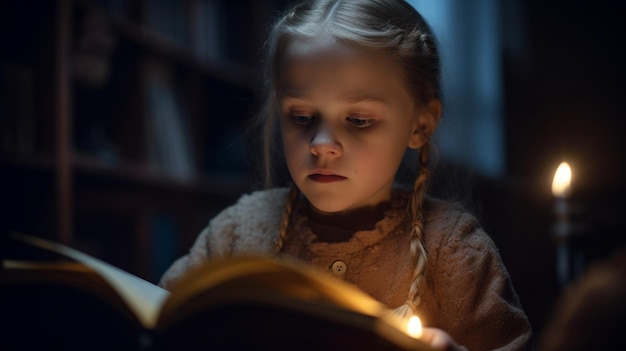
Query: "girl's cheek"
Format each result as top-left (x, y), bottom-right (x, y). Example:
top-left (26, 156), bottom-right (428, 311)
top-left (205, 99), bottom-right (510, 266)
top-left (282, 131), bottom-right (309, 153)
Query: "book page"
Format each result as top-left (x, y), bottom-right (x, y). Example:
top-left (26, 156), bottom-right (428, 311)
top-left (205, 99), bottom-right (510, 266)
top-left (8, 233), bottom-right (170, 329)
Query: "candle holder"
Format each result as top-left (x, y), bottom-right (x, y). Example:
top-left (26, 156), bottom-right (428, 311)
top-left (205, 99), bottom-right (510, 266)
top-left (552, 199), bottom-right (587, 288)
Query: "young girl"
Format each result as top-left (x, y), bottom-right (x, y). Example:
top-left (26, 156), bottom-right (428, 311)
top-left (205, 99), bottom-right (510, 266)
top-left (160, 0), bottom-right (531, 349)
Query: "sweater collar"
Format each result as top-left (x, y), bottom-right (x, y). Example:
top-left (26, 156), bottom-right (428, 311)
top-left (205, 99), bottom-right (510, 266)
top-left (289, 190), bottom-right (412, 253)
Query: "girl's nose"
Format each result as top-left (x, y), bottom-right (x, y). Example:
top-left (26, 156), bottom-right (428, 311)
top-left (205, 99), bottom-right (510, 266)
top-left (310, 125), bottom-right (342, 157)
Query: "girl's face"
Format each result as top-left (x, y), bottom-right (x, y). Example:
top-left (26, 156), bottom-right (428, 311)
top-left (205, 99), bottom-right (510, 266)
top-left (278, 38), bottom-right (430, 214)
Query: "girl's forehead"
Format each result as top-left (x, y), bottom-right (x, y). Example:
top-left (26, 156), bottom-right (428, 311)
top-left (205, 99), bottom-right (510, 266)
top-left (284, 35), bottom-right (357, 59)
top-left (278, 38), bottom-right (407, 97)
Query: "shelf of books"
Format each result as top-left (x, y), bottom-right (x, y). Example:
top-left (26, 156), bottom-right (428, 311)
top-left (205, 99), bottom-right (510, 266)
top-left (1, 0), bottom-right (289, 280)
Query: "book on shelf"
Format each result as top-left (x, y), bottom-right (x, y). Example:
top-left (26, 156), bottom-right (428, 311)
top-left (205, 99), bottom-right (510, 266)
top-left (1, 232), bottom-right (435, 351)
top-left (189, 0), bottom-right (223, 63)
top-left (144, 62), bottom-right (196, 181)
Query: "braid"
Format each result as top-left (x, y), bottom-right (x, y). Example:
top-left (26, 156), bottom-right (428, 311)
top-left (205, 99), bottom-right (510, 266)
top-left (275, 184), bottom-right (300, 253)
top-left (392, 142), bottom-right (431, 320)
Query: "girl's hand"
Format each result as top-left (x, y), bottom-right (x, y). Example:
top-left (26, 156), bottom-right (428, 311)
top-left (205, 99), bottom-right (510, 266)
top-left (420, 327), bottom-right (468, 351)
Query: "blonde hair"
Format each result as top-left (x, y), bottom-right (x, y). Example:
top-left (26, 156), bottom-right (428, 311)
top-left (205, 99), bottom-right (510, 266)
top-left (261, 0), bottom-right (441, 318)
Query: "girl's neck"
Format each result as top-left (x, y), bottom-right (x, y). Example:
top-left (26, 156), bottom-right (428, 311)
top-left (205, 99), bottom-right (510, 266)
top-left (307, 201), bottom-right (390, 243)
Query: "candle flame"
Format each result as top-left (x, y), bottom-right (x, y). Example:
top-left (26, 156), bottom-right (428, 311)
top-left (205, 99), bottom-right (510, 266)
top-left (407, 315), bottom-right (422, 338)
top-left (551, 162), bottom-right (572, 197)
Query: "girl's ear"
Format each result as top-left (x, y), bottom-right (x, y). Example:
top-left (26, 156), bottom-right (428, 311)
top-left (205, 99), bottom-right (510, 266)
top-left (408, 99), bottom-right (441, 149)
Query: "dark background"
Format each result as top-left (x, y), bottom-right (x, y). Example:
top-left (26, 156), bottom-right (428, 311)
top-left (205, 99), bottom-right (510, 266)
top-left (493, 0), bottom-right (626, 340)
top-left (1, 0), bottom-right (625, 347)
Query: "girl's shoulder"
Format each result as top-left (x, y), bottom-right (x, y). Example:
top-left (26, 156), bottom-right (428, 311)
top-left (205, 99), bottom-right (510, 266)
top-left (391, 190), bottom-right (485, 244)
top-left (422, 196), bottom-right (489, 247)
top-left (212, 187), bottom-right (289, 228)
top-left (203, 187), bottom-right (290, 255)
top-left (423, 197), bottom-right (474, 223)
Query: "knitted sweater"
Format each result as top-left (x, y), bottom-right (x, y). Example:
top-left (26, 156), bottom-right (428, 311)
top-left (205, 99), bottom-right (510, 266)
top-left (160, 188), bottom-right (532, 351)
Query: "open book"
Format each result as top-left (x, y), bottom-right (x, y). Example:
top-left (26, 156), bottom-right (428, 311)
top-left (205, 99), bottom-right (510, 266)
top-left (1, 233), bottom-right (434, 351)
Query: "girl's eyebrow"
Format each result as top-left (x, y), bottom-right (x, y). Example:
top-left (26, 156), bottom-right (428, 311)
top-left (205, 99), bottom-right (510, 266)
top-left (342, 94), bottom-right (387, 104)
top-left (280, 88), bottom-right (306, 99)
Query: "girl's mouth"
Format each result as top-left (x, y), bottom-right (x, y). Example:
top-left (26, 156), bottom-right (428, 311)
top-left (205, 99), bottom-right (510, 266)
top-left (308, 174), bottom-right (347, 183)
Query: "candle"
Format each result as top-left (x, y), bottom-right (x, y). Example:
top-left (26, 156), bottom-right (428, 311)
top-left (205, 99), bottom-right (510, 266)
top-left (406, 315), bottom-right (423, 338)
top-left (551, 162), bottom-right (572, 198)
top-left (551, 161), bottom-right (572, 287)
top-left (552, 162), bottom-right (572, 221)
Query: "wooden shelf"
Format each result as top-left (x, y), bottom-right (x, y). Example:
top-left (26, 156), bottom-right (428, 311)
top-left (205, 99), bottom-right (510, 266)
top-left (72, 152), bottom-right (252, 198)
top-left (2, 152), bottom-right (252, 198)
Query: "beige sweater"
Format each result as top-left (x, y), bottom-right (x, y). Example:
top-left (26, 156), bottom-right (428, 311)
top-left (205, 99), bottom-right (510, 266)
top-left (160, 188), bottom-right (532, 351)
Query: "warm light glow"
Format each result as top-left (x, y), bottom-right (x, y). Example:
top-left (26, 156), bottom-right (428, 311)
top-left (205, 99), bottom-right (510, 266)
top-left (407, 315), bottom-right (422, 338)
top-left (551, 162), bottom-right (572, 197)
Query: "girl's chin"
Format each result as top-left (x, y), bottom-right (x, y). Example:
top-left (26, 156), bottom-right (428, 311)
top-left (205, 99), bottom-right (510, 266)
top-left (307, 197), bottom-right (376, 215)
top-left (308, 201), bottom-right (350, 214)
top-left (301, 189), bottom-right (391, 214)
top-left (303, 194), bottom-right (351, 213)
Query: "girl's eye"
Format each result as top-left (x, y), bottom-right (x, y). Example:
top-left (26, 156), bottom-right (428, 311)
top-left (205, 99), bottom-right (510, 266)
top-left (347, 117), bottom-right (374, 128)
top-left (290, 114), bottom-right (315, 125)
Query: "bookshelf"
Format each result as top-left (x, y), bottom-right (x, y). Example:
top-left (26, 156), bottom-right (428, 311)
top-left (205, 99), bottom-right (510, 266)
top-left (1, 0), bottom-right (290, 281)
